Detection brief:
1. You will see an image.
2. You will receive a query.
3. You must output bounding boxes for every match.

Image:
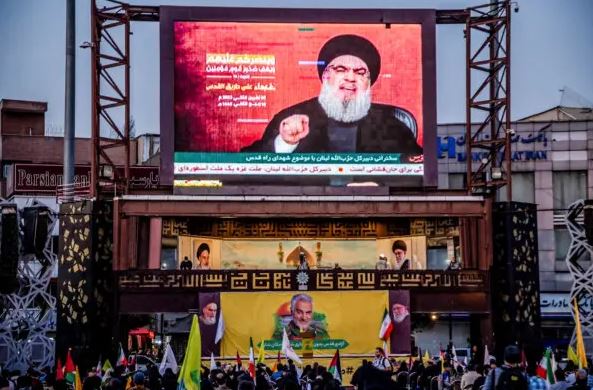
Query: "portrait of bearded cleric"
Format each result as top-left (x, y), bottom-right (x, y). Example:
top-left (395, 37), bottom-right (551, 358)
top-left (243, 34), bottom-right (421, 155)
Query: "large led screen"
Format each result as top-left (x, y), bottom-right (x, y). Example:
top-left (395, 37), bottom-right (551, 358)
top-left (162, 9), bottom-right (436, 186)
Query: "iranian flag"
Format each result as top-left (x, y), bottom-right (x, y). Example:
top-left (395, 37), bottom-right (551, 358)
top-left (117, 344), bottom-right (127, 367)
top-left (328, 350), bottom-right (342, 383)
top-left (379, 308), bottom-right (394, 340)
top-left (536, 348), bottom-right (556, 385)
top-left (248, 337), bottom-right (256, 382)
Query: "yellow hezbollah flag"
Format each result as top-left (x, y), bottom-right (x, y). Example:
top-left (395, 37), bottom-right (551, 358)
top-left (423, 350), bottom-right (430, 365)
top-left (74, 367), bottom-right (82, 390)
top-left (257, 339), bottom-right (265, 365)
top-left (178, 314), bottom-right (202, 390)
top-left (574, 299), bottom-right (588, 369)
top-left (567, 345), bottom-right (579, 366)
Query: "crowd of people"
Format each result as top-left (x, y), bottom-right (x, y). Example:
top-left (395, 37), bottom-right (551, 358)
top-left (2, 345), bottom-right (593, 390)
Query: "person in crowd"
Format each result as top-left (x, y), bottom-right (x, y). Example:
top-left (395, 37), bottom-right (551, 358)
top-left (375, 254), bottom-right (391, 270)
top-left (446, 257), bottom-right (462, 271)
top-left (483, 345), bottom-right (527, 390)
top-left (567, 368), bottom-right (589, 390)
top-left (461, 363), bottom-right (482, 390)
top-left (440, 362), bottom-right (455, 390)
top-left (196, 243), bottom-right (211, 270)
top-left (372, 347), bottom-right (392, 371)
top-left (471, 365), bottom-right (486, 390)
top-left (161, 368), bottom-right (177, 390)
top-left (350, 359), bottom-right (367, 389)
top-left (551, 368), bottom-right (574, 390)
top-left (128, 372), bottom-right (149, 390)
top-left (82, 369), bottom-right (102, 390)
top-left (526, 355), bottom-right (547, 390)
top-left (146, 366), bottom-right (161, 390)
top-left (180, 256), bottom-right (193, 270)
top-left (297, 252), bottom-right (310, 271)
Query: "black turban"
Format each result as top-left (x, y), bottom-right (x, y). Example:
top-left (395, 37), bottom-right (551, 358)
top-left (317, 34), bottom-right (382, 85)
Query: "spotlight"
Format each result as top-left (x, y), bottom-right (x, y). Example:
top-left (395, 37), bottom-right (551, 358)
top-left (430, 313), bottom-right (438, 321)
top-left (491, 167), bottom-right (502, 180)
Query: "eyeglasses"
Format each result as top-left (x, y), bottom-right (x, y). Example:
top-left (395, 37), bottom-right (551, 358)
top-left (326, 65), bottom-right (370, 78)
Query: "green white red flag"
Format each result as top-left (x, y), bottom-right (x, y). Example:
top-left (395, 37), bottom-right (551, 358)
top-left (248, 337), bottom-right (256, 382)
top-left (378, 308), bottom-right (393, 340)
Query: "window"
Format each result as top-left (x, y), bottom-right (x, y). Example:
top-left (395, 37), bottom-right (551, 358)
top-left (555, 228), bottom-right (590, 262)
top-left (553, 171), bottom-right (587, 212)
top-left (448, 173), bottom-right (466, 190)
top-left (497, 172), bottom-right (535, 203)
top-left (161, 248), bottom-right (178, 270)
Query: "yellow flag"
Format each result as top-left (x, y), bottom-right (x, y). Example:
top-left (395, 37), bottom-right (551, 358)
top-left (567, 345), bottom-right (579, 366)
top-left (423, 350), bottom-right (430, 365)
top-left (74, 367), bottom-right (83, 390)
top-left (257, 339), bottom-right (265, 365)
top-left (574, 299), bottom-right (588, 369)
top-left (178, 314), bottom-right (202, 390)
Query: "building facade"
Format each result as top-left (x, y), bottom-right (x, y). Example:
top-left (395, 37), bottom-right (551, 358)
top-left (438, 106), bottom-right (593, 348)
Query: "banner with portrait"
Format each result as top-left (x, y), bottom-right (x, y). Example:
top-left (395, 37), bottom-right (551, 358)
top-left (198, 290), bottom-right (411, 357)
top-left (178, 236), bottom-right (426, 270)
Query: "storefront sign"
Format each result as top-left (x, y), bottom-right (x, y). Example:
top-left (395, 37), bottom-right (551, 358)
top-left (8, 164), bottom-right (159, 195)
top-left (540, 292), bottom-right (593, 314)
top-left (437, 132), bottom-right (549, 162)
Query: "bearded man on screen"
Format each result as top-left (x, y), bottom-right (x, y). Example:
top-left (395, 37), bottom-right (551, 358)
top-left (242, 34), bottom-right (422, 154)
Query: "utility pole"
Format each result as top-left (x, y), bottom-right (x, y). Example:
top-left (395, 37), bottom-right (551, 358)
top-left (64, 0), bottom-right (75, 200)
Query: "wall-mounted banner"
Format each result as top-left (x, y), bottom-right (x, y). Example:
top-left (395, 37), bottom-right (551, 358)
top-left (178, 236), bottom-right (427, 270)
top-left (206, 290), bottom-right (411, 357)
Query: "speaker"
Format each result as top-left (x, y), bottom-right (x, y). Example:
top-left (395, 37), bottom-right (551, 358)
top-left (585, 200), bottom-right (593, 245)
top-left (491, 201), bottom-right (541, 358)
top-left (22, 206), bottom-right (50, 258)
top-left (0, 205), bottom-right (19, 294)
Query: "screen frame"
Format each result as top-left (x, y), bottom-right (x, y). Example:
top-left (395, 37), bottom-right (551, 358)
top-left (160, 7), bottom-right (437, 188)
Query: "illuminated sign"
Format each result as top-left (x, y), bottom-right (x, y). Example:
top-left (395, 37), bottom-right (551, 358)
top-left (437, 131), bottom-right (549, 162)
top-left (160, 8), bottom-right (437, 187)
top-left (7, 164), bottom-right (159, 195)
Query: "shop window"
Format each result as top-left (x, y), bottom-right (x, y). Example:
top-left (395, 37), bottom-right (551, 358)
top-left (553, 171), bottom-right (587, 212)
top-left (497, 172), bottom-right (535, 203)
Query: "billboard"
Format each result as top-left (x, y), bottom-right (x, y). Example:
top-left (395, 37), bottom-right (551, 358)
top-left (196, 290), bottom-right (410, 357)
top-left (160, 8), bottom-right (437, 187)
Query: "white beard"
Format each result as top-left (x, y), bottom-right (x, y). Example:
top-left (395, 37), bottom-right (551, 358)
top-left (393, 313), bottom-right (409, 324)
top-left (318, 81), bottom-right (372, 123)
top-left (200, 315), bottom-right (216, 325)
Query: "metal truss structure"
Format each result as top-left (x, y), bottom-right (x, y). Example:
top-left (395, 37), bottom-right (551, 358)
top-left (565, 200), bottom-right (593, 350)
top-left (91, 0), bottom-right (158, 199)
top-left (465, 1), bottom-right (512, 198)
top-left (89, 1), bottom-right (512, 198)
top-left (0, 201), bottom-right (58, 371)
